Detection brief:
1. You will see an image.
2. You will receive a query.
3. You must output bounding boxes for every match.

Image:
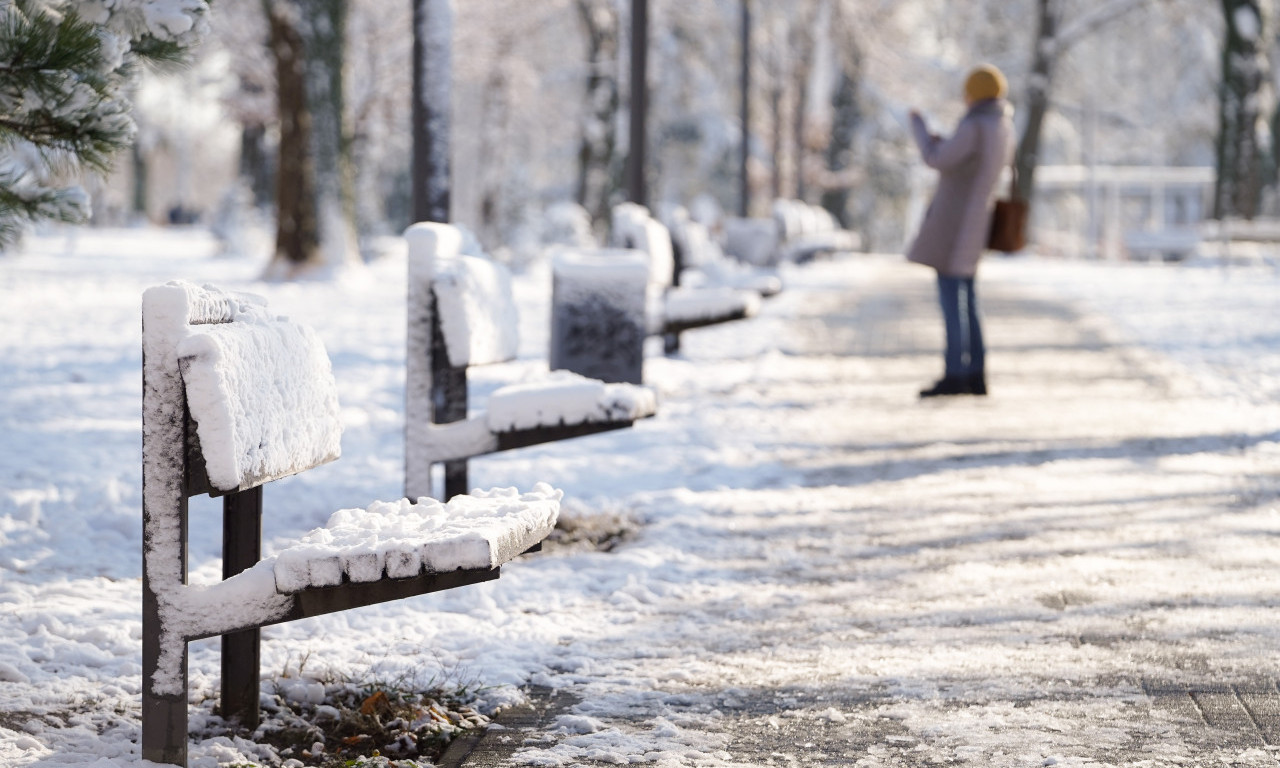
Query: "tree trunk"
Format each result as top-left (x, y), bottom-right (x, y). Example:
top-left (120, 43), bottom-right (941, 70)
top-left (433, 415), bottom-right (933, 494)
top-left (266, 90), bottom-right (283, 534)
top-left (789, 5), bottom-right (818, 202)
top-left (821, 66), bottom-right (860, 228)
top-left (1214, 0), bottom-right (1268, 220)
top-left (268, 1), bottom-right (320, 268)
top-left (574, 0), bottom-right (621, 230)
top-left (239, 123), bottom-right (273, 209)
top-left (300, 0), bottom-right (358, 265)
top-left (1014, 0), bottom-right (1059, 202)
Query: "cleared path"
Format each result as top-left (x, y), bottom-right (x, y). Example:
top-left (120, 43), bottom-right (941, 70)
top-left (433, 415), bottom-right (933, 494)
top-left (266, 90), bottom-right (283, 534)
top-left (454, 256), bottom-right (1280, 767)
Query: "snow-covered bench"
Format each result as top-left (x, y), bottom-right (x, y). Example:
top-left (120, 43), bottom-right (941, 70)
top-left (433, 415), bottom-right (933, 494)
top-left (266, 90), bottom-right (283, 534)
top-left (771, 198), bottom-right (861, 263)
top-left (141, 280), bottom-right (562, 767)
top-left (405, 223), bottom-right (657, 501)
top-left (611, 202), bottom-right (762, 354)
top-left (664, 206), bottom-right (782, 299)
top-left (723, 201), bottom-right (860, 267)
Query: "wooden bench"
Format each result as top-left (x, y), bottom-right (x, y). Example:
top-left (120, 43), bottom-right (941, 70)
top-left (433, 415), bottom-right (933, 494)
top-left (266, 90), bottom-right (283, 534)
top-left (772, 198), bottom-right (861, 263)
top-left (723, 201), bottom-right (860, 267)
top-left (665, 206), bottom-right (783, 299)
top-left (405, 223), bottom-right (658, 502)
top-left (611, 202), bottom-right (762, 354)
top-left (141, 280), bottom-right (562, 766)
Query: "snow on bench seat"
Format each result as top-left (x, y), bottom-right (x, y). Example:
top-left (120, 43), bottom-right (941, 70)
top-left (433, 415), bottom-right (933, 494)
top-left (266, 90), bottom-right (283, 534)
top-left (486, 371), bottom-right (658, 432)
top-left (273, 484), bottom-right (561, 593)
top-left (658, 285), bottom-right (761, 335)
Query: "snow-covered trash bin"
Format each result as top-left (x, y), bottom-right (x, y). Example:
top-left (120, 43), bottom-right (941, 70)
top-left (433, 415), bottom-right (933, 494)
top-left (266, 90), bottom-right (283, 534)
top-left (141, 279), bottom-right (564, 767)
top-left (550, 248), bottom-right (650, 384)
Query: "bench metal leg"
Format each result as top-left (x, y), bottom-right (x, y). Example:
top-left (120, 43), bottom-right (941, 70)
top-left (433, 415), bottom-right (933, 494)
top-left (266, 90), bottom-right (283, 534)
top-left (221, 487), bottom-right (263, 729)
top-left (142, 658), bottom-right (190, 766)
top-left (143, 575), bottom-right (189, 765)
top-left (431, 306), bottom-right (470, 500)
top-left (142, 472), bottom-right (190, 766)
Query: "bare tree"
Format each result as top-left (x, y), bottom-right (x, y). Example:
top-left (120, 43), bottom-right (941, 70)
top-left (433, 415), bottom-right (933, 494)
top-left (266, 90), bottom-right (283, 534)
top-left (1015, 0), bottom-right (1175, 201)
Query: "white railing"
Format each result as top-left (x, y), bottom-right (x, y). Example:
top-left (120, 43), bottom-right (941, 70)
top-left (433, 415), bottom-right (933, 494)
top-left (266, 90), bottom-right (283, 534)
top-left (1033, 165), bottom-right (1213, 260)
top-left (909, 164), bottom-right (1217, 260)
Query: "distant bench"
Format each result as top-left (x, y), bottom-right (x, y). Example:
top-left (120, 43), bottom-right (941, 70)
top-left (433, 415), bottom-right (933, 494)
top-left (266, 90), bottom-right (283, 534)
top-left (723, 199), bottom-right (860, 267)
top-left (548, 203), bottom-right (765, 381)
top-left (405, 223), bottom-right (657, 501)
top-left (141, 281), bottom-right (563, 766)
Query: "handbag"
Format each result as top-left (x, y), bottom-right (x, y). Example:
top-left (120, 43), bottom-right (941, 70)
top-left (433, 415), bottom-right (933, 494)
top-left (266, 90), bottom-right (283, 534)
top-left (987, 164), bottom-right (1028, 253)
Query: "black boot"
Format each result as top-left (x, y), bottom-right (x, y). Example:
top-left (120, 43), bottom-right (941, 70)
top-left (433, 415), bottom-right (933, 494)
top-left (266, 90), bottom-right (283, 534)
top-left (919, 375), bottom-right (971, 398)
top-left (968, 371), bottom-right (987, 396)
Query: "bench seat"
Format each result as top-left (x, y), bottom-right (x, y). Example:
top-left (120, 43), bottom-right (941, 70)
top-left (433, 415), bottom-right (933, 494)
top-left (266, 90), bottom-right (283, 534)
top-left (406, 223), bottom-right (658, 499)
top-left (410, 372), bottom-right (657, 464)
top-left (656, 285), bottom-right (761, 336)
top-left (273, 483), bottom-right (561, 592)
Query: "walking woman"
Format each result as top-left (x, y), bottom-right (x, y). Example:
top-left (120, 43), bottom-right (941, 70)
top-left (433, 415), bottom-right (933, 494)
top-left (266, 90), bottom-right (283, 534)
top-left (906, 64), bottom-right (1015, 397)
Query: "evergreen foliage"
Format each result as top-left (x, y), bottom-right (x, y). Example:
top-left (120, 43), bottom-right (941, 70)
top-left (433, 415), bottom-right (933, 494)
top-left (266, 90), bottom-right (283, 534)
top-left (0, 0), bottom-right (208, 246)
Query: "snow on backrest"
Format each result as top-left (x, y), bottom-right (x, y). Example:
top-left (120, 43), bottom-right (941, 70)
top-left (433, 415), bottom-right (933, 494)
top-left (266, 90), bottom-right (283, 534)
top-left (407, 222), bottom-right (519, 368)
top-left (611, 203), bottom-right (675, 287)
top-left (143, 281), bottom-right (342, 494)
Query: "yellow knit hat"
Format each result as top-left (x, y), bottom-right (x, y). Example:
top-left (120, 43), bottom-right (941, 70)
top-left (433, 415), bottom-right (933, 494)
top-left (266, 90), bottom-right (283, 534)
top-left (964, 65), bottom-right (1007, 102)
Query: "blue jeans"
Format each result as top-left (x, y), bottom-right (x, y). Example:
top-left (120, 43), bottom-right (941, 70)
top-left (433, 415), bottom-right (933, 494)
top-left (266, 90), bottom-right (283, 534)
top-left (937, 275), bottom-right (984, 377)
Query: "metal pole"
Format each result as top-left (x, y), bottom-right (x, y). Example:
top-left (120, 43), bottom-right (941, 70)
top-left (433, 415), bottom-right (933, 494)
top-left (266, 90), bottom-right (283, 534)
top-left (220, 487), bottom-right (263, 729)
top-left (627, 0), bottom-right (648, 207)
top-left (412, 0), bottom-right (453, 224)
top-left (412, 0), bottom-right (466, 498)
top-left (740, 0), bottom-right (751, 217)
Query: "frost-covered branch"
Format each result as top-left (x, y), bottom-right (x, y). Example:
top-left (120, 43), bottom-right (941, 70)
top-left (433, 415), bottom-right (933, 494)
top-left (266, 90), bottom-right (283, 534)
top-left (1052, 0), bottom-right (1167, 57)
top-left (0, 0), bottom-right (209, 246)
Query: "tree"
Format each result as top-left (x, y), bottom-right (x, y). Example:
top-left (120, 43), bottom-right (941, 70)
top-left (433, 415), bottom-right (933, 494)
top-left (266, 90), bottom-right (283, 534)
top-left (1014, 0), bottom-right (1174, 201)
top-left (574, 0), bottom-right (622, 231)
top-left (262, 0), bottom-right (360, 277)
top-left (1214, 0), bottom-right (1269, 219)
top-left (0, 0), bottom-right (209, 246)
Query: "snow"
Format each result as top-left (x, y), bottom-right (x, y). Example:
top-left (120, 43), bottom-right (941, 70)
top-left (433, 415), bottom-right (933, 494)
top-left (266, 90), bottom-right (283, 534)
top-left (5, 226), bottom-right (1280, 766)
top-left (723, 216), bottom-right (780, 266)
top-left (486, 372), bottom-right (658, 432)
top-left (144, 281), bottom-right (344, 492)
top-left (431, 252), bottom-right (520, 368)
top-left (611, 203), bottom-right (676, 287)
top-left (273, 484), bottom-right (562, 593)
top-left (1235, 6), bottom-right (1261, 42)
top-left (661, 285), bottom-right (760, 328)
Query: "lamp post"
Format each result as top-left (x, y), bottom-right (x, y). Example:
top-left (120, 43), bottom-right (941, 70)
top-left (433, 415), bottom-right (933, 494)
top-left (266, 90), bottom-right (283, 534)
top-left (626, 0), bottom-right (648, 207)
top-left (740, 0), bottom-right (751, 217)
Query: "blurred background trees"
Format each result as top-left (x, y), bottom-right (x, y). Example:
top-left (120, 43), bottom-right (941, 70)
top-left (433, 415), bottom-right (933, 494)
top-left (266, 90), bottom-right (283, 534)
top-left (6, 0), bottom-right (1252, 260)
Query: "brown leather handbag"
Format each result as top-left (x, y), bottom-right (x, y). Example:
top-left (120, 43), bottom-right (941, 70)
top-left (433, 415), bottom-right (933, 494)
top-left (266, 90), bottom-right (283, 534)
top-left (987, 164), bottom-right (1028, 252)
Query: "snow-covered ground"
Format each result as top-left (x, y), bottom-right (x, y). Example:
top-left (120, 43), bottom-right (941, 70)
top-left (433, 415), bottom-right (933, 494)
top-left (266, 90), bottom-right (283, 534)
top-left (3, 228), bottom-right (1280, 767)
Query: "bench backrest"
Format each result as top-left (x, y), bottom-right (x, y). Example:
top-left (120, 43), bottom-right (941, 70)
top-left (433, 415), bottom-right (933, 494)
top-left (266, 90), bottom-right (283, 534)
top-left (406, 222), bottom-right (520, 369)
top-left (611, 203), bottom-right (675, 288)
top-left (142, 281), bottom-right (342, 495)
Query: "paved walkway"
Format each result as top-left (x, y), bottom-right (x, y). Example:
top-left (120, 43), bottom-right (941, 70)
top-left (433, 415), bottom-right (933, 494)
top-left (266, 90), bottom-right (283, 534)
top-left (448, 257), bottom-right (1280, 767)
